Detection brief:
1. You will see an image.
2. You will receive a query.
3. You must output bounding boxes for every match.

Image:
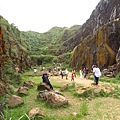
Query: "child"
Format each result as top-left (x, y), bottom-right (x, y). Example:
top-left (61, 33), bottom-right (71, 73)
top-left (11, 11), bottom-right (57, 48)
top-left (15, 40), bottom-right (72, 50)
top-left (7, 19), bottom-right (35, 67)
top-left (71, 70), bottom-right (75, 81)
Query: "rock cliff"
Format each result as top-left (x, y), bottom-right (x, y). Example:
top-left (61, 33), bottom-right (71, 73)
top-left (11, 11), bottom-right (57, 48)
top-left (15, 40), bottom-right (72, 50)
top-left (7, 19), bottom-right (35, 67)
top-left (70, 0), bottom-right (120, 71)
top-left (0, 16), bottom-right (31, 96)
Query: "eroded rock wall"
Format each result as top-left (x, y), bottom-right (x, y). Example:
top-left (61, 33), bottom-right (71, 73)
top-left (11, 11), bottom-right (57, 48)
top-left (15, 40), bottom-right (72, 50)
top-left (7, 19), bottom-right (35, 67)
top-left (0, 16), bottom-right (31, 82)
top-left (70, 0), bottom-right (120, 71)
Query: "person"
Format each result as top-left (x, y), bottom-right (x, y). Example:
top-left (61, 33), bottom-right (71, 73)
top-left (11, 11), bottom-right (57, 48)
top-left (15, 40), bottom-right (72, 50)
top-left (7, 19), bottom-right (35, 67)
top-left (42, 71), bottom-right (53, 90)
top-left (65, 68), bottom-right (69, 80)
top-left (83, 67), bottom-right (89, 79)
top-left (83, 67), bottom-right (87, 79)
top-left (93, 65), bottom-right (101, 85)
top-left (61, 69), bottom-right (64, 79)
top-left (73, 69), bottom-right (76, 78)
top-left (34, 68), bottom-right (37, 74)
top-left (71, 70), bottom-right (75, 81)
top-left (79, 69), bottom-right (83, 79)
top-left (86, 67), bottom-right (89, 79)
top-left (58, 69), bottom-right (61, 79)
top-left (92, 65), bottom-right (96, 83)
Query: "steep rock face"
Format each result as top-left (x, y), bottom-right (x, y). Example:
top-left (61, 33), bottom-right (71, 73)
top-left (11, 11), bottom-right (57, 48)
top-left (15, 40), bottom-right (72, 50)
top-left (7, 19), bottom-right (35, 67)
top-left (70, 0), bottom-right (120, 71)
top-left (0, 16), bottom-right (31, 82)
top-left (116, 47), bottom-right (120, 72)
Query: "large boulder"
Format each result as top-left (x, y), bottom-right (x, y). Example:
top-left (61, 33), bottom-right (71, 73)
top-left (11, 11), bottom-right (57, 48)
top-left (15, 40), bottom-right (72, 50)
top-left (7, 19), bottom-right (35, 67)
top-left (37, 91), bottom-right (68, 106)
top-left (28, 107), bottom-right (46, 118)
top-left (23, 81), bottom-right (34, 88)
top-left (37, 82), bottom-right (51, 91)
top-left (6, 95), bottom-right (24, 107)
top-left (17, 86), bottom-right (29, 95)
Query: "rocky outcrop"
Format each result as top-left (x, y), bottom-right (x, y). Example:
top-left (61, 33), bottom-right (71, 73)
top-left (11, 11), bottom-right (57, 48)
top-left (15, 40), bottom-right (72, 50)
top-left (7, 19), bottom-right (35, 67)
top-left (70, 0), bottom-right (120, 72)
top-left (116, 47), bottom-right (120, 72)
top-left (0, 16), bottom-right (32, 96)
top-left (0, 16), bottom-right (31, 95)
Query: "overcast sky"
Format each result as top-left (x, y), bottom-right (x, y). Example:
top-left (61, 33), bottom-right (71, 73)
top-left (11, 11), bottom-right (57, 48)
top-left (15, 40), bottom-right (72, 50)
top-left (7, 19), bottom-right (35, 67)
top-left (0, 0), bottom-right (100, 33)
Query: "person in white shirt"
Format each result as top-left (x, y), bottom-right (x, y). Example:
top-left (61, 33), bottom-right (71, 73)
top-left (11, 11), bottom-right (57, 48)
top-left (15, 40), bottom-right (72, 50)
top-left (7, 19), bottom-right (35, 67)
top-left (34, 68), bottom-right (37, 74)
top-left (80, 69), bottom-right (83, 79)
top-left (93, 65), bottom-right (101, 85)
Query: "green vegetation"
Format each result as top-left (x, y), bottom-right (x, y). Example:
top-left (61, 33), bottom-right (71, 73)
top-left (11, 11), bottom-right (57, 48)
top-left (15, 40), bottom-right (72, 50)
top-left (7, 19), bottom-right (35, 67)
top-left (0, 70), bottom-right (120, 120)
top-left (88, 72), bottom-right (120, 85)
top-left (20, 25), bottom-right (81, 65)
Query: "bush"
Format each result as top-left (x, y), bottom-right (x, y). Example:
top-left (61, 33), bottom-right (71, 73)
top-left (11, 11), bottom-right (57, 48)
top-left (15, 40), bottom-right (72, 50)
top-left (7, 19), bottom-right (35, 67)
top-left (116, 72), bottom-right (120, 80)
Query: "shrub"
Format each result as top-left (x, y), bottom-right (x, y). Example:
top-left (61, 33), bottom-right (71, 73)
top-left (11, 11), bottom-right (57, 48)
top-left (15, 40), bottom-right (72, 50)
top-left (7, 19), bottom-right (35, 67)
top-left (116, 72), bottom-right (120, 80)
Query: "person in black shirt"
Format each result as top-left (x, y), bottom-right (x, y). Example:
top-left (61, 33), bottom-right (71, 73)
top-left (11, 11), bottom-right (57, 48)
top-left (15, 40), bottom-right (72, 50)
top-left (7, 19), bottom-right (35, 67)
top-left (42, 71), bottom-right (53, 90)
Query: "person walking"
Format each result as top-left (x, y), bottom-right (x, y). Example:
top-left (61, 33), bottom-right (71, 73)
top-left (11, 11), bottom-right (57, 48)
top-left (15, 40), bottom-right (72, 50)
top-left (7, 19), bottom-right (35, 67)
top-left (71, 70), bottom-right (75, 81)
top-left (92, 65), bottom-right (96, 83)
top-left (79, 69), bottom-right (83, 79)
top-left (93, 65), bottom-right (101, 86)
top-left (61, 69), bottom-right (64, 79)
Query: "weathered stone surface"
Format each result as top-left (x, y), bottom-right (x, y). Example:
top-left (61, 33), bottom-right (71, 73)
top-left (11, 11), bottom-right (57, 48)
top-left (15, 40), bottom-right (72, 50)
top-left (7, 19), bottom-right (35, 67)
top-left (70, 0), bottom-right (120, 73)
top-left (37, 82), bottom-right (51, 91)
top-left (0, 81), bottom-right (10, 96)
top-left (60, 84), bottom-right (68, 91)
top-left (116, 47), bottom-right (120, 72)
top-left (37, 90), bottom-right (68, 106)
top-left (23, 81), bottom-right (34, 88)
top-left (93, 88), bottom-right (102, 94)
top-left (0, 16), bottom-right (32, 96)
top-left (28, 107), bottom-right (46, 118)
top-left (17, 86), bottom-right (29, 95)
top-left (6, 95), bottom-right (24, 107)
top-left (102, 64), bottom-right (117, 77)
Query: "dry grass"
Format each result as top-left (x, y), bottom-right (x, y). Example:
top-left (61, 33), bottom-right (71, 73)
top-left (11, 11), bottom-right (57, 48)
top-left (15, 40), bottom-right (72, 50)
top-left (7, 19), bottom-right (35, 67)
top-left (85, 97), bottom-right (120, 120)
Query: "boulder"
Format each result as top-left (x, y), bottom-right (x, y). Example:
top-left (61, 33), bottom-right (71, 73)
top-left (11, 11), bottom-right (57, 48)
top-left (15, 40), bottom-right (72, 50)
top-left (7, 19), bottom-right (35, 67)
top-left (60, 84), bottom-right (68, 91)
top-left (28, 107), bottom-right (46, 118)
top-left (17, 86), bottom-right (29, 95)
top-left (37, 82), bottom-right (51, 91)
top-left (23, 81), bottom-right (34, 88)
top-left (37, 91), bottom-right (68, 106)
top-left (6, 95), bottom-right (24, 107)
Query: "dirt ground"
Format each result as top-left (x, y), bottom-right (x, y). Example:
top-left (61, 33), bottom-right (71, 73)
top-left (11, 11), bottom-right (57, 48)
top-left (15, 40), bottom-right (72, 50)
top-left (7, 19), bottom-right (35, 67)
top-left (55, 73), bottom-right (94, 86)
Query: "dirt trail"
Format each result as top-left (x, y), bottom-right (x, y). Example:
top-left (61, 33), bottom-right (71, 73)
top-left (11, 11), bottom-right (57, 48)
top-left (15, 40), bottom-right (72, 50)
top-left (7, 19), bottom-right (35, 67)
top-left (53, 73), bottom-right (94, 86)
top-left (53, 73), bottom-right (120, 87)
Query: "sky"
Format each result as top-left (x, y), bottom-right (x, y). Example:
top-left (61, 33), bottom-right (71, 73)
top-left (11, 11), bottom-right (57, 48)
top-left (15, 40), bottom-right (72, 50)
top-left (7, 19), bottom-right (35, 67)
top-left (0, 0), bottom-right (100, 33)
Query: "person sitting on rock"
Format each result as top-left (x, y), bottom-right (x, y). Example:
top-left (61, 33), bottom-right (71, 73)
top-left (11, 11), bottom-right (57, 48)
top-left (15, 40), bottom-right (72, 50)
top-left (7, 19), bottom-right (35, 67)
top-left (42, 71), bottom-right (53, 90)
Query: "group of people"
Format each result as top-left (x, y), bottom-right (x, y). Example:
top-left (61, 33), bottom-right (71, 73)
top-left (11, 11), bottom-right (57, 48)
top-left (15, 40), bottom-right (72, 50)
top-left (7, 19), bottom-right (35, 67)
top-left (79, 65), bottom-right (101, 85)
top-left (59, 68), bottom-right (69, 80)
top-left (41, 64), bottom-right (101, 90)
top-left (59, 69), bottom-right (76, 81)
